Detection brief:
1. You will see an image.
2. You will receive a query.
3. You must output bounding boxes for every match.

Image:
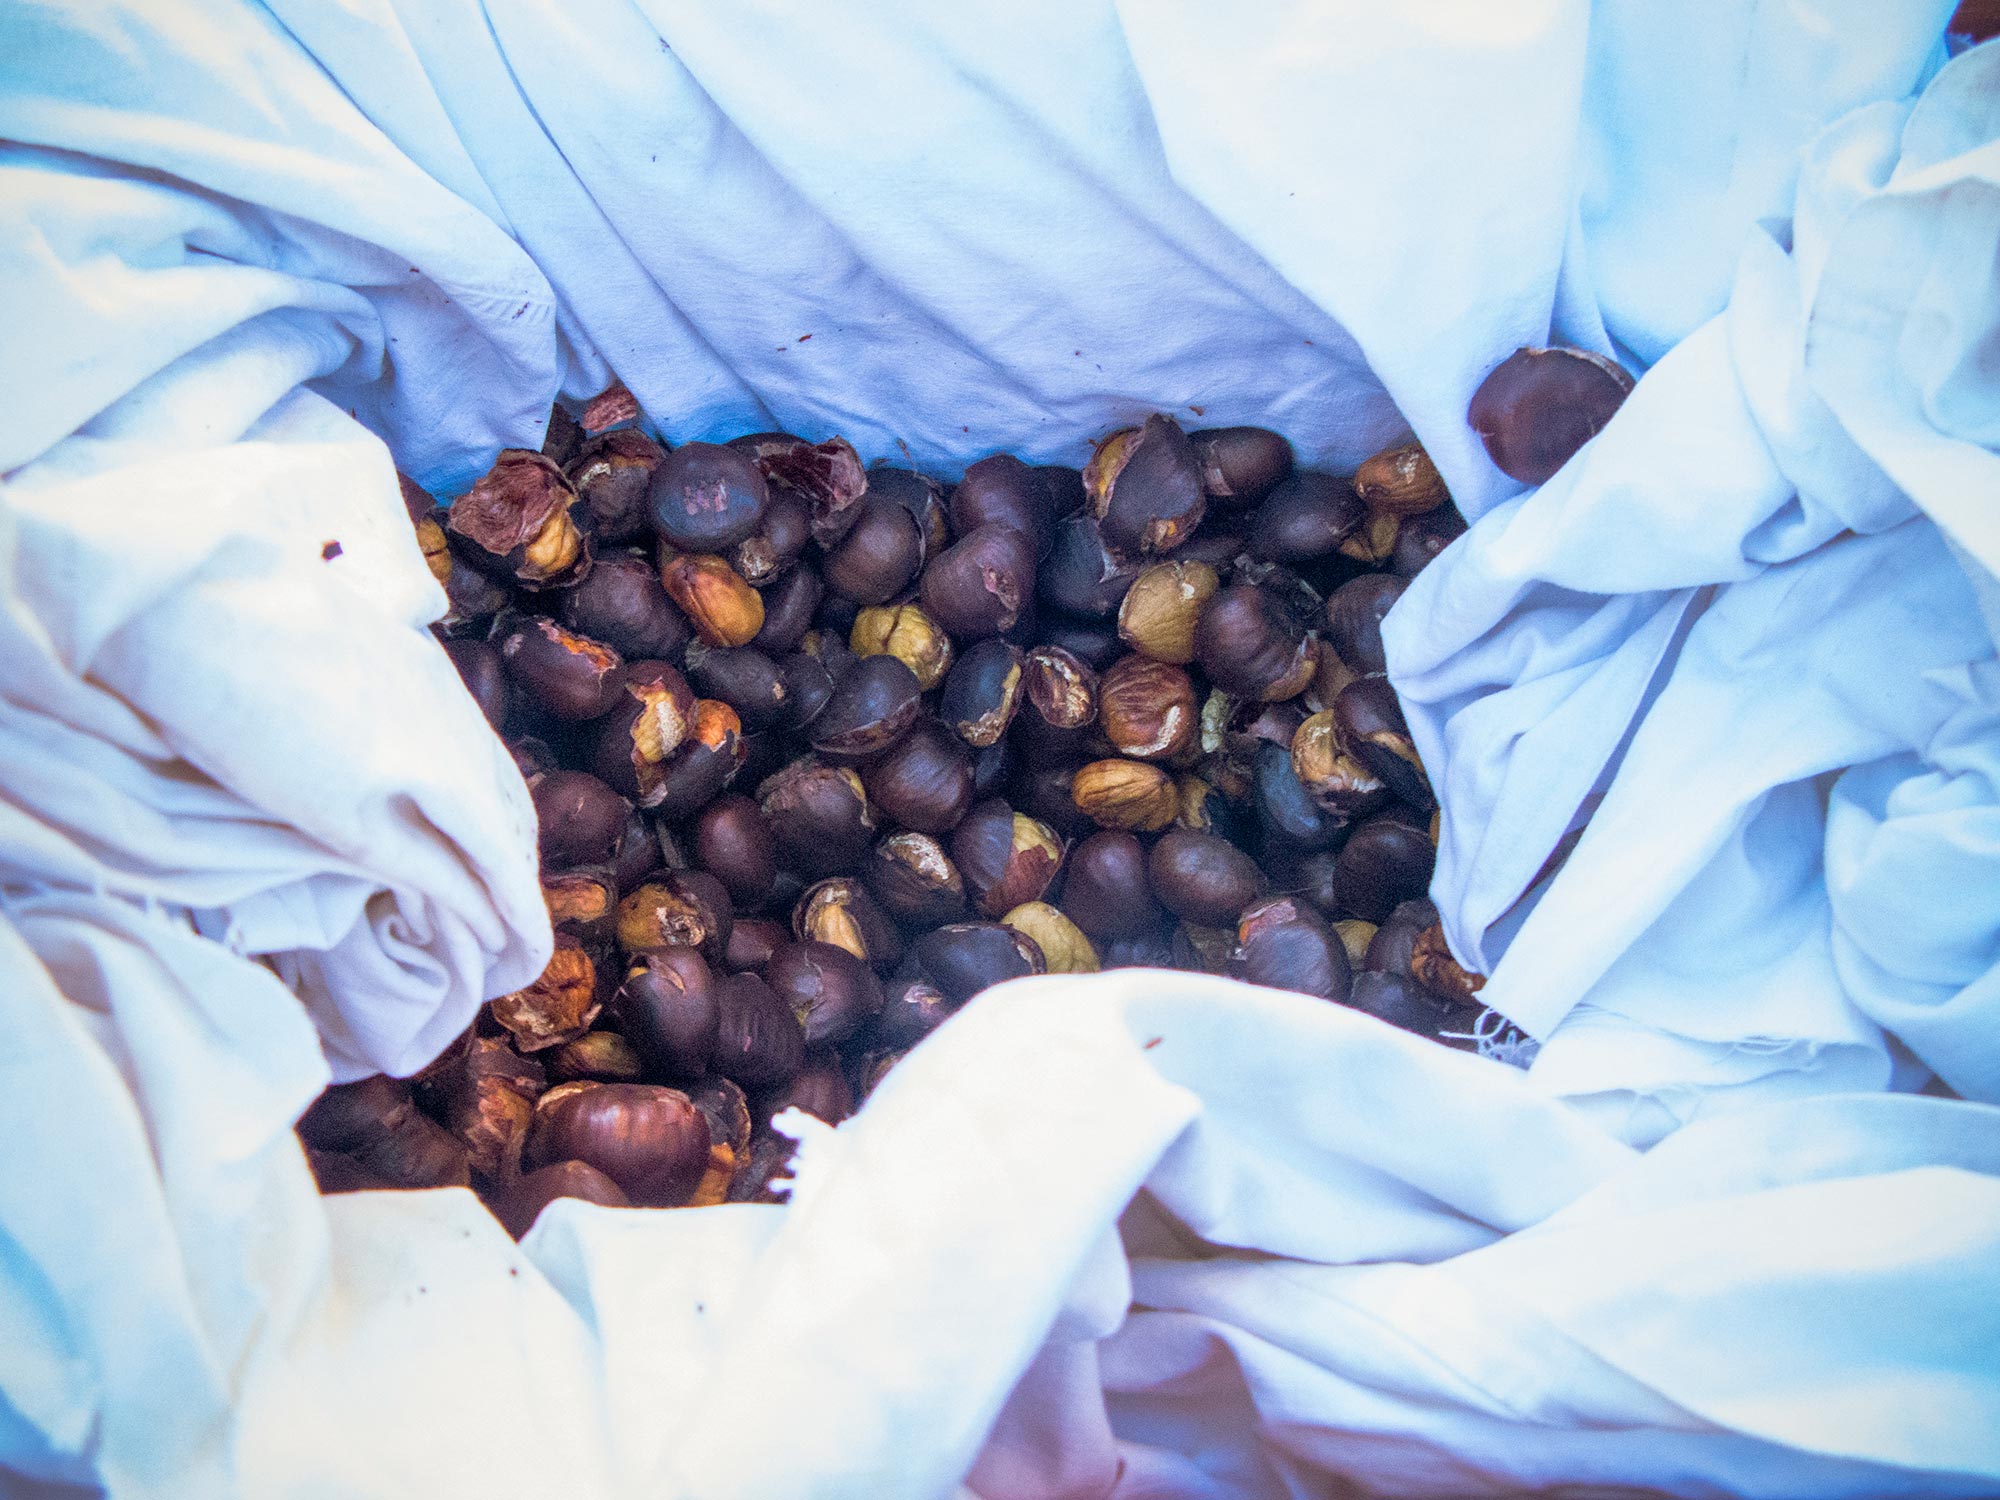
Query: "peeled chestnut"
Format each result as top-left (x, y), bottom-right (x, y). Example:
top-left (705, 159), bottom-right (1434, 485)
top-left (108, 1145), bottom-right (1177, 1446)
top-left (616, 871), bottom-right (733, 964)
top-left (1118, 559), bottom-right (1220, 665)
top-left (1098, 656), bottom-right (1198, 761)
top-left (1001, 901), bottom-right (1097, 973)
top-left (765, 941), bottom-right (885, 1047)
top-left (1227, 896), bottom-right (1351, 1001)
top-left (863, 720), bottom-right (974, 834)
top-left (711, 971), bottom-right (807, 1089)
top-left (1334, 813), bottom-right (1437, 922)
top-left (1247, 472), bottom-right (1367, 563)
top-left (691, 794), bottom-right (778, 909)
top-left (616, 947), bottom-right (720, 1078)
top-left (447, 449), bottom-right (590, 591)
top-left (1189, 426), bottom-right (1293, 506)
top-left (920, 523), bottom-right (1036, 639)
top-left (1194, 584), bottom-right (1315, 702)
top-left (1021, 646), bottom-right (1099, 732)
top-left (1323, 574), bottom-right (1406, 677)
top-left (1147, 830), bottom-right (1265, 927)
top-left (940, 639), bottom-right (1026, 748)
top-left (1060, 831), bottom-right (1165, 939)
top-left (490, 1160), bottom-right (630, 1240)
top-left (823, 496), bottom-right (925, 605)
top-left (1468, 346), bottom-right (1633, 485)
top-left (850, 603), bottom-right (953, 690)
top-left (559, 551), bottom-right (691, 661)
top-left (811, 653), bottom-right (923, 761)
top-left (500, 617), bottom-right (627, 721)
top-left (1071, 758), bottom-right (1180, 833)
top-left (543, 866), bottom-right (618, 947)
top-left (1084, 414), bottom-right (1206, 554)
top-left (533, 770), bottom-right (631, 868)
top-left (952, 800), bottom-right (1065, 917)
top-left (865, 833), bottom-right (968, 926)
top-left (524, 1082), bottom-right (711, 1207)
top-left (913, 922), bottom-right (1046, 1003)
top-left (660, 554), bottom-right (765, 648)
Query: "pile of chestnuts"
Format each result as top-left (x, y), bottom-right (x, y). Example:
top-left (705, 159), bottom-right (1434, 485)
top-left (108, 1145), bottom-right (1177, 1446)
top-left (298, 344), bottom-right (1627, 1235)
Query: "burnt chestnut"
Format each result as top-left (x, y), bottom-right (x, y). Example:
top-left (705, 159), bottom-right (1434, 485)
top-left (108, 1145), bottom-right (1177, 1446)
top-left (1071, 759), bottom-right (1180, 833)
top-left (940, 639), bottom-right (1027, 749)
top-left (1059, 831), bottom-right (1164, 939)
top-left (765, 940), bottom-right (885, 1047)
top-left (691, 794), bottom-right (777, 909)
top-left (1323, 574), bottom-right (1406, 677)
top-left (1332, 676), bottom-right (1431, 809)
top-left (1468, 346), bottom-right (1634, 485)
top-left (647, 442), bottom-right (769, 552)
top-left (590, 661), bottom-right (699, 804)
top-left (1334, 813), bottom-right (1437, 923)
top-left (753, 563), bottom-right (823, 654)
top-left (823, 496), bottom-right (924, 605)
top-left (1147, 830), bottom-right (1265, 926)
top-left (616, 870), bottom-right (733, 963)
top-left (1084, 414), bottom-right (1206, 554)
top-left (1354, 440), bottom-right (1449, 518)
top-left (1391, 501), bottom-right (1468, 578)
top-left (559, 551), bottom-right (691, 661)
top-left (500, 617), bottom-right (627, 721)
top-left (865, 833), bottom-right (968, 926)
top-left (749, 434), bottom-right (869, 547)
top-left (1251, 741), bottom-right (1345, 852)
top-left (711, 971), bottom-right (807, 1089)
top-left (762, 1055), bottom-right (857, 1127)
top-left (912, 922), bottom-right (1046, 1004)
top-left (684, 642), bottom-right (790, 729)
top-left (650, 699), bottom-right (748, 819)
top-left (951, 800), bottom-right (1065, 917)
top-left (1193, 585), bottom-right (1315, 702)
top-left (731, 491), bottom-right (811, 585)
top-left (660, 554), bottom-right (765, 647)
top-left (920, 523), bottom-right (1036, 639)
top-left (1226, 896), bottom-right (1351, 1001)
top-left (1117, 559), bottom-right (1220, 665)
top-left (724, 916), bottom-right (787, 974)
top-left (444, 638), bottom-right (511, 730)
top-left (1038, 514), bottom-right (1142, 619)
top-left (792, 877), bottom-right (904, 969)
top-left (863, 721), bottom-right (974, 834)
top-left (869, 974), bottom-right (957, 1049)
top-left (615, 947), bottom-right (719, 1078)
top-left (950, 454), bottom-right (1054, 555)
top-left (491, 936), bottom-right (601, 1052)
top-left (448, 449), bottom-right (590, 591)
top-left (533, 770), bottom-right (631, 868)
top-left (757, 759), bottom-right (876, 878)
top-left (524, 1082), bottom-right (711, 1207)
top-left (1247, 472), bottom-right (1367, 563)
top-left (569, 428), bottom-right (666, 544)
top-left (1189, 426), bottom-right (1293, 507)
top-left (490, 1160), bottom-right (630, 1239)
top-left (810, 653), bottom-right (922, 761)
top-left (1099, 656), bottom-right (1198, 761)
top-left (850, 603), bottom-right (953, 690)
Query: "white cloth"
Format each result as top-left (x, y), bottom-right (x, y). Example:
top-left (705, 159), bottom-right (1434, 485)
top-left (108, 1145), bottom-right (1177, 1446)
top-left (2, 2), bottom-right (1998, 1497)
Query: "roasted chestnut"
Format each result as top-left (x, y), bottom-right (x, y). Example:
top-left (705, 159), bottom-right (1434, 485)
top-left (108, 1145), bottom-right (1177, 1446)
top-left (616, 870), bottom-right (733, 963)
top-left (862, 720), bottom-right (974, 835)
top-left (864, 833), bottom-right (968, 926)
top-left (792, 877), bottom-right (903, 969)
top-left (1332, 676), bottom-right (1431, 809)
top-left (1038, 514), bottom-right (1141, 619)
top-left (569, 428), bottom-right (666, 544)
top-left (1354, 440), bottom-right (1448, 518)
top-left (749, 434), bottom-right (869, 547)
top-left (523, 1082), bottom-right (712, 1207)
top-left (500, 617), bottom-right (627, 721)
top-left (765, 940), bottom-right (885, 1047)
top-left (590, 662), bottom-right (699, 803)
top-left (1098, 656), bottom-right (1198, 761)
top-left (1147, 830), bottom-right (1264, 926)
top-left (533, 770), bottom-right (631, 868)
top-left (1251, 740), bottom-right (1345, 852)
top-left (1084, 414), bottom-right (1205, 554)
top-left (823, 496), bottom-right (925, 604)
top-left (1189, 425), bottom-right (1293, 506)
top-left (1117, 559), bottom-right (1219, 665)
top-left (1193, 584), bottom-right (1315, 702)
top-left (447, 449), bottom-right (590, 591)
top-left (753, 561), bottom-right (822, 652)
top-left (912, 922), bottom-right (1046, 1004)
top-left (648, 442), bottom-right (769, 552)
top-left (920, 523), bottom-right (1036, 639)
top-left (1059, 830), bottom-right (1165, 939)
top-left (1334, 813), bottom-right (1437, 923)
top-left (1226, 896), bottom-right (1350, 1001)
top-left (1391, 502), bottom-right (1467, 578)
top-left (1247, 472), bottom-right (1367, 563)
top-left (490, 1160), bottom-right (630, 1239)
top-left (1467, 346), bottom-right (1634, 486)
top-left (650, 699), bottom-right (748, 819)
top-left (683, 643), bottom-right (790, 729)
top-left (1323, 574), bottom-right (1406, 678)
top-left (1000, 901), bottom-right (1098, 973)
top-left (732, 491), bottom-right (811, 586)
top-left (1071, 758), bottom-right (1180, 832)
top-left (939, 638), bottom-right (1026, 749)
top-left (711, 971), bottom-right (807, 1089)
top-left (810, 653), bottom-right (922, 761)
top-left (444, 638), bottom-right (511, 731)
top-left (660, 553), bottom-right (765, 648)
top-left (616, 947), bottom-right (719, 1078)
top-left (950, 454), bottom-right (1054, 555)
top-left (758, 759), bottom-right (876, 878)
top-left (558, 551), bottom-right (691, 661)
top-left (951, 800), bottom-right (1065, 917)
top-left (869, 973), bottom-right (957, 1049)
top-left (690, 794), bottom-right (777, 909)
top-left (491, 935), bottom-right (601, 1052)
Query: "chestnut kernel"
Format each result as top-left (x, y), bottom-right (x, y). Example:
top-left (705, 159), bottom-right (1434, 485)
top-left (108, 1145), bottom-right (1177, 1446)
top-left (660, 553), bottom-right (765, 647)
top-left (1071, 758), bottom-right (1180, 832)
top-left (1098, 656), bottom-right (1198, 761)
top-left (850, 603), bottom-right (954, 690)
top-left (491, 935), bottom-right (601, 1052)
top-left (543, 866), bottom-right (618, 947)
top-left (1290, 710), bottom-right (1389, 820)
top-left (547, 1031), bottom-right (646, 1085)
top-left (1117, 559), bottom-right (1219, 665)
top-left (617, 871), bottom-right (733, 964)
top-left (1021, 646), bottom-right (1099, 731)
top-left (1001, 901), bottom-right (1098, 974)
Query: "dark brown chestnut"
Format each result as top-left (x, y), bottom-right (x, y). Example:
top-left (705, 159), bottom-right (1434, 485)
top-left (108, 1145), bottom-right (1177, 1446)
top-left (823, 496), bottom-right (925, 605)
top-left (1468, 346), bottom-right (1634, 485)
top-left (647, 442), bottom-right (770, 552)
top-left (865, 833), bottom-right (968, 926)
top-left (447, 449), bottom-right (590, 591)
top-left (912, 922), bottom-right (1046, 1004)
top-left (568, 428), bottom-right (666, 544)
top-left (1022, 645), bottom-right (1099, 731)
top-left (444, 638), bottom-right (511, 731)
top-left (1059, 830), bottom-right (1164, 939)
top-left (1011, 761), bottom-right (1091, 839)
top-left (1332, 676), bottom-right (1431, 809)
top-left (809, 653), bottom-right (922, 761)
top-left (1147, 830), bottom-right (1265, 926)
top-left (500, 617), bottom-right (627, 721)
top-left (731, 491), bottom-right (811, 586)
top-left (765, 940), bottom-right (885, 1047)
top-left (684, 642), bottom-right (791, 729)
top-left (590, 661), bottom-right (699, 804)
top-left (1226, 896), bottom-right (1351, 1001)
top-left (298, 1075), bottom-right (473, 1190)
top-left (711, 971), bottom-right (807, 1089)
top-left (533, 770), bottom-right (632, 868)
top-left (1251, 740), bottom-right (1345, 852)
top-left (792, 877), bottom-right (904, 969)
top-left (940, 639), bottom-right (1026, 749)
top-left (1247, 472), bottom-right (1367, 563)
top-left (919, 522), bottom-right (1036, 639)
top-left (1038, 617), bottom-right (1125, 672)
top-left (1189, 426), bottom-right (1293, 507)
top-left (1039, 513), bottom-right (1143, 619)
top-left (1084, 414), bottom-right (1206, 555)
top-left (1391, 501), bottom-right (1468, 578)
top-left (758, 759), bottom-right (876, 877)
top-left (558, 551), bottom-right (691, 661)
top-left (432, 528), bottom-right (514, 636)
top-left (724, 916), bottom-right (787, 974)
top-left (761, 1055), bottom-right (857, 1127)
top-left (950, 454), bottom-right (1054, 555)
top-left (863, 721), bottom-right (974, 834)
top-left (1193, 584), bottom-right (1315, 702)
top-left (615, 947), bottom-right (719, 1078)
top-left (1343, 970), bottom-right (1458, 1039)
top-left (1323, 574), bottom-right (1406, 678)
top-left (691, 794), bottom-right (777, 909)
top-left (1100, 930), bottom-right (1176, 969)
top-left (869, 973), bottom-right (957, 1049)
top-left (1334, 812), bottom-right (1437, 922)
top-left (753, 560), bottom-right (822, 653)
top-left (649, 699), bottom-right (748, 819)
top-left (616, 870), bottom-right (733, 964)
top-left (490, 1160), bottom-right (630, 1239)
top-left (951, 800), bottom-right (1065, 917)
top-left (523, 1082), bottom-right (712, 1207)
top-left (866, 467), bottom-right (951, 563)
